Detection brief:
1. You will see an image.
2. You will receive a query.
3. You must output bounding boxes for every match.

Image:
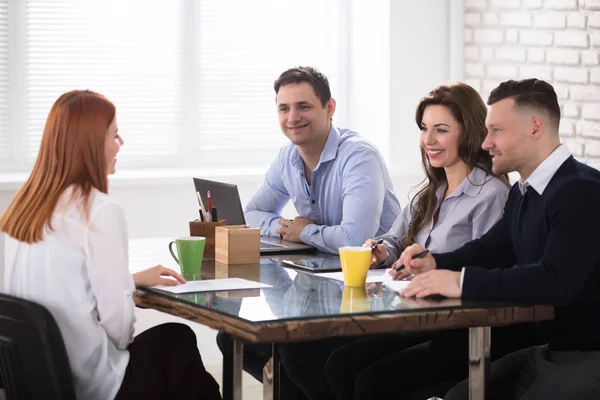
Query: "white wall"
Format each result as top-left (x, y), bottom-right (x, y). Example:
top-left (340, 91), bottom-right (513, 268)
top-left (463, 0), bottom-right (600, 169)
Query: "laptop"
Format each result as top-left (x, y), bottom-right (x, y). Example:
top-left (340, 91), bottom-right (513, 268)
top-left (192, 178), bottom-right (316, 254)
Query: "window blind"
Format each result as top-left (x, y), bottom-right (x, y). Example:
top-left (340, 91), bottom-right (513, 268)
top-left (3, 0), bottom-right (346, 172)
top-left (195, 0), bottom-right (343, 168)
top-left (0, 1), bottom-right (8, 164)
top-left (25, 0), bottom-right (182, 169)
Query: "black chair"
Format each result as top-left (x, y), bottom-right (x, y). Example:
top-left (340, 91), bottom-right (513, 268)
top-left (0, 293), bottom-right (76, 400)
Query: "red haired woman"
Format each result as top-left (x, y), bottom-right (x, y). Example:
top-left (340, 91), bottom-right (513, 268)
top-left (1, 90), bottom-right (222, 400)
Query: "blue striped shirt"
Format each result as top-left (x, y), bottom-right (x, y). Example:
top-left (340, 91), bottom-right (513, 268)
top-left (245, 125), bottom-right (401, 254)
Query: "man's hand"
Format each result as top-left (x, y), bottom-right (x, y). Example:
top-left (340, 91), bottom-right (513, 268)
top-left (275, 218), bottom-right (292, 237)
top-left (363, 239), bottom-right (387, 267)
top-left (400, 270), bottom-right (461, 298)
top-left (276, 216), bottom-right (315, 243)
top-left (391, 244), bottom-right (437, 280)
top-left (133, 265), bottom-right (186, 287)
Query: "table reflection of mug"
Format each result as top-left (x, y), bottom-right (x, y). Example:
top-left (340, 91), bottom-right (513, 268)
top-left (340, 287), bottom-right (371, 313)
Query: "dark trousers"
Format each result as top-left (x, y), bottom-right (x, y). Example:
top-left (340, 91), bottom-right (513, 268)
top-left (276, 337), bottom-right (358, 400)
top-left (445, 345), bottom-right (600, 400)
top-left (115, 323), bottom-right (222, 400)
top-left (215, 331), bottom-right (309, 400)
top-left (322, 324), bottom-right (539, 400)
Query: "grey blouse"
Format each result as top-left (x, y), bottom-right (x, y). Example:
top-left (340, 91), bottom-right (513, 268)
top-left (376, 167), bottom-right (509, 266)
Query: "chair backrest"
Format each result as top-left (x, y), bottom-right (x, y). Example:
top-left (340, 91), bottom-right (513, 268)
top-left (0, 293), bottom-right (76, 400)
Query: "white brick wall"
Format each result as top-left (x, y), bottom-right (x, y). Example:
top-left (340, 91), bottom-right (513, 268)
top-left (464, 1), bottom-right (600, 167)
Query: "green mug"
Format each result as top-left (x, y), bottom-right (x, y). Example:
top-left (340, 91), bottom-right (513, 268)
top-left (168, 236), bottom-right (206, 277)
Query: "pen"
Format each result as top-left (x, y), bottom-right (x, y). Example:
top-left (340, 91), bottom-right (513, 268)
top-left (196, 191), bottom-right (209, 222)
top-left (394, 249), bottom-right (431, 273)
top-left (207, 191), bottom-right (212, 216)
top-left (371, 238), bottom-right (384, 251)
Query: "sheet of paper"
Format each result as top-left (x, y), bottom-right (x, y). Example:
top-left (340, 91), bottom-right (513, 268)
top-left (383, 280), bottom-right (411, 292)
top-left (316, 268), bottom-right (394, 283)
top-left (151, 278), bottom-right (272, 294)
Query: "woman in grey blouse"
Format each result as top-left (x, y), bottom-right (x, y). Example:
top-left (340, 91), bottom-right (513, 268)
top-left (371, 86), bottom-right (510, 269)
top-left (278, 83), bottom-right (514, 400)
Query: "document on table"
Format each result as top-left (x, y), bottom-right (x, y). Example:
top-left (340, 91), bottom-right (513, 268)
top-left (151, 278), bottom-right (272, 294)
top-left (317, 269), bottom-right (412, 292)
top-left (382, 280), bottom-right (411, 292)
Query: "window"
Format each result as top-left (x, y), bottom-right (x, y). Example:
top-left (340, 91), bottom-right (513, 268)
top-left (0, 0), bottom-right (348, 173)
top-left (0, 1), bottom-right (8, 166)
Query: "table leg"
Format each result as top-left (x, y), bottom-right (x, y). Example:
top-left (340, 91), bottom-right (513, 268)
top-left (223, 337), bottom-right (244, 400)
top-left (262, 344), bottom-right (281, 400)
top-left (469, 326), bottom-right (491, 400)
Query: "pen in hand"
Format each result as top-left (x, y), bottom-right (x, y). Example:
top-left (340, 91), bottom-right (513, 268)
top-left (371, 238), bottom-right (384, 251)
top-left (395, 249), bottom-right (431, 273)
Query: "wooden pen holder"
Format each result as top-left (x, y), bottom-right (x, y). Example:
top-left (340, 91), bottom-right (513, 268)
top-left (189, 219), bottom-right (227, 259)
top-left (215, 225), bottom-right (260, 264)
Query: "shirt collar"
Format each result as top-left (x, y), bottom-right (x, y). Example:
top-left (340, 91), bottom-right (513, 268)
top-left (291, 124), bottom-right (340, 171)
top-left (519, 144), bottom-right (571, 195)
top-left (319, 124), bottom-right (341, 164)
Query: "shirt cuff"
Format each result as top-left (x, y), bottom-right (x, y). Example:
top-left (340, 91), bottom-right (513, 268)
top-left (268, 217), bottom-right (283, 237)
top-left (460, 267), bottom-right (465, 294)
top-left (383, 241), bottom-right (398, 267)
top-left (299, 223), bottom-right (317, 245)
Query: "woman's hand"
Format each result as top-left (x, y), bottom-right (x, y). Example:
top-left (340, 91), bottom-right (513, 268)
top-left (133, 265), bottom-right (186, 287)
top-left (363, 239), bottom-right (387, 268)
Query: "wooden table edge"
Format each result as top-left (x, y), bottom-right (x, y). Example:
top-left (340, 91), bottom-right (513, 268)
top-left (135, 289), bottom-right (554, 344)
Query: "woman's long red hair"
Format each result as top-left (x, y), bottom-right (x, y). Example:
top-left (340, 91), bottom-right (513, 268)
top-left (1, 90), bottom-right (115, 243)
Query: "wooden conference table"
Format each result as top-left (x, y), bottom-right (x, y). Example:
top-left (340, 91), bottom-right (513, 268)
top-left (132, 250), bottom-right (554, 400)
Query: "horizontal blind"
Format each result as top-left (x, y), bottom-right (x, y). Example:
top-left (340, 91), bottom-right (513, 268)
top-left (25, 0), bottom-right (182, 168)
top-left (0, 1), bottom-right (8, 164)
top-left (4, 0), bottom-right (346, 172)
top-left (196, 0), bottom-right (343, 168)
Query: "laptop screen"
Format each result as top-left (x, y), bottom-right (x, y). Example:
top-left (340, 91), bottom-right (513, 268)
top-left (192, 178), bottom-right (246, 225)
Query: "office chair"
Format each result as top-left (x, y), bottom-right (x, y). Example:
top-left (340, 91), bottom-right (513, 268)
top-left (0, 293), bottom-right (76, 400)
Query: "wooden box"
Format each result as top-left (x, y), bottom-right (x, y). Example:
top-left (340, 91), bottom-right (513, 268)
top-left (215, 225), bottom-right (260, 264)
top-left (189, 219), bottom-right (226, 259)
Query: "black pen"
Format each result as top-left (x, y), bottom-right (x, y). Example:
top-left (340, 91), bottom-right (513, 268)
top-left (371, 239), bottom-right (384, 251)
top-left (394, 249), bottom-right (431, 273)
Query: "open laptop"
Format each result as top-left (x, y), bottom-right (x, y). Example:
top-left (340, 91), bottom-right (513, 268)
top-left (193, 178), bottom-right (316, 254)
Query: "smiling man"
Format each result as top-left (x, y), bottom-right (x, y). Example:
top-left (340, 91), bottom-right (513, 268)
top-left (244, 66), bottom-right (401, 254)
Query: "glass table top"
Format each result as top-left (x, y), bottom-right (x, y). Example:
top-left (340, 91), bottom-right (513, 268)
top-left (141, 256), bottom-right (525, 324)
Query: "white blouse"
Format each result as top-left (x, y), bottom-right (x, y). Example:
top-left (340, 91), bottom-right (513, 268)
top-left (3, 187), bottom-right (135, 400)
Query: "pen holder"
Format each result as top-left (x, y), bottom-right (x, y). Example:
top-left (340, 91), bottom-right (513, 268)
top-left (189, 219), bottom-right (227, 259)
top-left (215, 225), bottom-right (260, 264)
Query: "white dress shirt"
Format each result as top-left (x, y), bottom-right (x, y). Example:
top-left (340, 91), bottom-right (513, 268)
top-left (3, 187), bottom-right (135, 400)
top-left (459, 144), bottom-right (572, 291)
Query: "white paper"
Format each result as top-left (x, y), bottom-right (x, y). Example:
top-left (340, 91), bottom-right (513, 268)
top-left (151, 278), bottom-right (272, 294)
top-left (383, 280), bottom-right (411, 292)
top-left (316, 269), bottom-right (394, 283)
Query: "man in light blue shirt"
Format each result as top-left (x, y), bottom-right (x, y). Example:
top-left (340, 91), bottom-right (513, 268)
top-left (245, 66), bottom-right (401, 254)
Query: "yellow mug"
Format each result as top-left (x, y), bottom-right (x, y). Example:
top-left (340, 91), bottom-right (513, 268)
top-left (339, 246), bottom-right (372, 287)
top-left (340, 287), bottom-right (371, 313)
